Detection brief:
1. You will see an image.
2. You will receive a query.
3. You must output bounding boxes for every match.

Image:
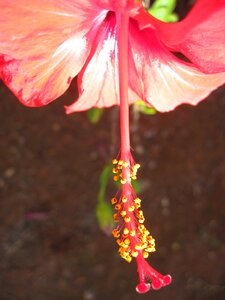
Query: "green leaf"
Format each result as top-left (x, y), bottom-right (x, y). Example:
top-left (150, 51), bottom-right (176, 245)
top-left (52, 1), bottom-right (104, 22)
top-left (135, 101), bottom-right (157, 115)
top-left (150, 0), bottom-right (176, 12)
top-left (149, 0), bottom-right (178, 22)
top-left (86, 108), bottom-right (104, 124)
top-left (96, 201), bottom-right (114, 235)
top-left (132, 179), bottom-right (141, 194)
top-left (98, 165), bottom-right (112, 201)
top-left (150, 8), bottom-right (178, 22)
top-left (167, 13), bottom-right (179, 22)
top-left (96, 165), bottom-right (114, 234)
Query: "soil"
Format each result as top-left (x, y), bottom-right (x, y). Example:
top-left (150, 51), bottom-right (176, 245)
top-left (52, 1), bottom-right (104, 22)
top-left (0, 2), bottom-right (225, 300)
top-left (1, 80), bottom-right (225, 300)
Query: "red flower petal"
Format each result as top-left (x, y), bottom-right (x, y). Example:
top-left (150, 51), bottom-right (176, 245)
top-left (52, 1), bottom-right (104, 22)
top-left (65, 13), bottom-right (138, 113)
top-left (0, 0), bottom-right (102, 107)
top-left (95, 0), bottom-right (141, 11)
top-left (145, 0), bottom-right (225, 74)
top-left (128, 22), bottom-right (225, 112)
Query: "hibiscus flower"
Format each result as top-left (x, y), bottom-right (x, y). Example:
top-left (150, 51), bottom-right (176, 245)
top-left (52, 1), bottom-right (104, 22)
top-left (0, 0), bottom-right (225, 294)
top-left (0, 0), bottom-right (224, 113)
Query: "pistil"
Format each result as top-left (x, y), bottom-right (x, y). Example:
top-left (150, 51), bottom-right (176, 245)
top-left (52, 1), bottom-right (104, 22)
top-left (113, 8), bottom-right (171, 294)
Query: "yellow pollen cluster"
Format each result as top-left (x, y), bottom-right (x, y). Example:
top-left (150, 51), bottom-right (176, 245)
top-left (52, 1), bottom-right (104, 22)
top-left (111, 157), bottom-right (156, 262)
top-left (111, 194), bottom-right (156, 263)
top-left (112, 159), bottom-right (140, 184)
top-left (130, 163), bottom-right (140, 180)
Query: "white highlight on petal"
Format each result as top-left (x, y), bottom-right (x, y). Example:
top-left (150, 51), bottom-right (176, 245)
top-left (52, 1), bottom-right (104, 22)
top-left (52, 35), bottom-right (87, 59)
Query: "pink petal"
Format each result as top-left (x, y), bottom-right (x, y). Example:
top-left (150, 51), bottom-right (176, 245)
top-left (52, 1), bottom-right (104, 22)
top-left (0, 0), bottom-right (103, 106)
top-left (65, 13), bottom-right (138, 113)
top-left (94, 0), bottom-right (141, 11)
top-left (140, 0), bottom-right (225, 74)
top-left (129, 21), bottom-right (225, 112)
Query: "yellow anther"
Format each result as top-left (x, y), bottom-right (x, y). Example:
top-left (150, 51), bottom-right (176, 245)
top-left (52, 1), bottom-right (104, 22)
top-left (124, 238), bottom-right (130, 245)
top-left (124, 255), bottom-right (132, 263)
top-left (134, 197), bottom-right (141, 204)
top-left (138, 224), bottom-right (145, 231)
top-left (141, 243), bottom-right (148, 249)
top-left (133, 163), bottom-right (140, 169)
top-left (115, 204), bottom-right (121, 210)
top-left (124, 216), bottom-right (131, 223)
top-left (139, 218), bottom-right (145, 224)
top-left (147, 238), bottom-right (155, 245)
top-left (122, 161), bottom-right (129, 168)
top-left (146, 236), bottom-right (153, 242)
top-left (123, 228), bottom-right (129, 235)
top-left (145, 247), bottom-right (155, 253)
top-left (118, 160), bottom-right (123, 165)
top-left (150, 238), bottom-right (155, 244)
top-left (120, 250), bottom-right (131, 260)
top-left (121, 243), bottom-right (129, 249)
top-left (136, 211), bottom-right (141, 217)
top-left (112, 168), bottom-right (118, 174)
top-left (131, 251), bottom-right (139, 258)
top-left (113, 175), bottom-right (119, 181)
top-left (122, 196), bottom-right (127, 203)
top-left (120, 178), bottom-right (127, 184)
top-left (130, 230), bottom-right (136, 236)
top-left (117, 239), bottom-right (122, 246)
top-left (135, 244), bottom-right (142, 250)
top-left (143, 230), bottom-right (149, 236)
top-left (128, 205), bottom-right (135, 212)
top-left (113, 213), bottom-right (119, 222)
top-left (135, 203), bottom-right (141, 209)
top-left (111, 197), bottom-right (117, 205)
top-left (143, 251), bottom-right (149, 259)
top-left (112, 229), bottom-right (120, 238)
top-left (119, 248), bottom-right (129, 256)
top-left (131, 175), bottom-right (137, 180)
top-left (112, 159), bottom-right (118, 164)
top-left (136, 211), bottom-right (144, 219)
top-left (120, 210), bottom-right (127, 217)
top-left (141, 237), bottom-right (147, 244)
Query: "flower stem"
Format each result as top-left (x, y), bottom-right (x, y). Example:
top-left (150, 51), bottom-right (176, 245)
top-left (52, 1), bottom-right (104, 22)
top-left (117, 12), bottom-right (130, 166)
